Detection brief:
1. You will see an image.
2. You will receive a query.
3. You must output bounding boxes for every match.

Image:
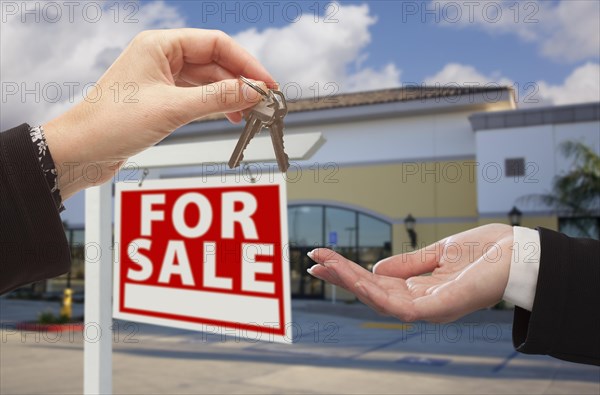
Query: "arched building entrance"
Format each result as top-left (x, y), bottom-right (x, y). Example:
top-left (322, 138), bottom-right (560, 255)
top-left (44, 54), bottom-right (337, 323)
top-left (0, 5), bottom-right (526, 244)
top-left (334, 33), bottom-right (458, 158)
top-left (288, 204), bottom-right (392, 299)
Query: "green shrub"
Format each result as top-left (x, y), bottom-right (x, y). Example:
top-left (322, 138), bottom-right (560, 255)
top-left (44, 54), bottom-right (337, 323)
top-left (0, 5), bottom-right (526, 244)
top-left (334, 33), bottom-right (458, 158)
top-left (37, 310), bottom-right (70, 324)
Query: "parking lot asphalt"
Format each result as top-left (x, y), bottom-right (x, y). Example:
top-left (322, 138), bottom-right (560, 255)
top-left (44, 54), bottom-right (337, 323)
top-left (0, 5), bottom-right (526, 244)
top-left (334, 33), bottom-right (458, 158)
top-left (1, 298), bottom-right (598, 394)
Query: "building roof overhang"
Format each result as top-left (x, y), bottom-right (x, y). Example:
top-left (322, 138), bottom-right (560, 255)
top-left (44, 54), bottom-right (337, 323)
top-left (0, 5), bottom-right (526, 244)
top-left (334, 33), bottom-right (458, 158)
top-left (470, 102), bottom-right (600, 131)
top-left (164, 86), bottom-right (515, 142)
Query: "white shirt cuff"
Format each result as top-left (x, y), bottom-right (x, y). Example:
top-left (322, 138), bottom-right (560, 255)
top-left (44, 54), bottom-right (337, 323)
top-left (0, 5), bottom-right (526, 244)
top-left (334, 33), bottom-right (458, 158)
top-left (502, 226), bottom-right (541, 311)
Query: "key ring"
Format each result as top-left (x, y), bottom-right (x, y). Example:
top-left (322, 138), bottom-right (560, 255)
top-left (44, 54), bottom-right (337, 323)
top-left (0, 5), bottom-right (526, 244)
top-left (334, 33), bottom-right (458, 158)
top-left (239, 76), bottom-right (269, 98)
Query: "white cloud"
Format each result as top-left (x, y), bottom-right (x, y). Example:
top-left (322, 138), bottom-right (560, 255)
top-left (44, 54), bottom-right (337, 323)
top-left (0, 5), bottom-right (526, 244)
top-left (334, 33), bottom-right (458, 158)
top-left (424, 63), bottom-right (513, 86)
top-left (233, 3), bottom-right (401, 97)
top-left (1, 1), bottom-right (401, 129)
top-left (345, 63), bottom-right (402, 92)
top-left (538, 1), bottom-right (600, 62)
top-left (536, 63), bottom-right (600, 106)
top-left (0, 1), bottom-right (185, 130)
top-left (424, 62), bottom-right (600, 107)
top-left (432, 0), bottom-right (600, 63)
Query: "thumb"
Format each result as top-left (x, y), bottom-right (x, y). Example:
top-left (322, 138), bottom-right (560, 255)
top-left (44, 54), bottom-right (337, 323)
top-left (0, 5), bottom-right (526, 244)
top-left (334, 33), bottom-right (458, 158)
top-left (373, 242), bottom-right (442, 278)
top-left (175, 78), bottom-right (266, 123)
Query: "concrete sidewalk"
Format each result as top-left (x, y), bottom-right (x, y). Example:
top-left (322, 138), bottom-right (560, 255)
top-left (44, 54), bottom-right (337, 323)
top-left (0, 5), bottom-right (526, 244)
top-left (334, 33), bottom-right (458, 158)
top-left (1, 298), bottom-right (599, 394)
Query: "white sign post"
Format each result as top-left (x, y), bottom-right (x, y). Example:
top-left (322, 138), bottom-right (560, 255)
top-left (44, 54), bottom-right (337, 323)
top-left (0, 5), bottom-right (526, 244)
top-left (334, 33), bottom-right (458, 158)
top-left (83, 132), bottom-right (324, 394)
top-left (84, 183), bottom-right (113, 394)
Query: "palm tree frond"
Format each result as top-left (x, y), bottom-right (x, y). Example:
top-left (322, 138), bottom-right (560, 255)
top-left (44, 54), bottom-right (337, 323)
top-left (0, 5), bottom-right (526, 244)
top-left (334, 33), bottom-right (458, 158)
top-left (520, 141), bottom-right (600, 217)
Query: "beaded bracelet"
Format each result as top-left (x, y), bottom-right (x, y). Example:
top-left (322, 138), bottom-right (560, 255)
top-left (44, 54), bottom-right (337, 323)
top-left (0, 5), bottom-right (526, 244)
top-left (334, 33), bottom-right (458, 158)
top-left (29, 125), bottom-right (64, 212)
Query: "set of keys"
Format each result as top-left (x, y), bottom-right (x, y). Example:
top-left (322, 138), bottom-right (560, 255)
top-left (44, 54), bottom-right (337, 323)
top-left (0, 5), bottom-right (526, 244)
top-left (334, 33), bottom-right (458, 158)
top-left (228, 76), bottom-right (290, 173)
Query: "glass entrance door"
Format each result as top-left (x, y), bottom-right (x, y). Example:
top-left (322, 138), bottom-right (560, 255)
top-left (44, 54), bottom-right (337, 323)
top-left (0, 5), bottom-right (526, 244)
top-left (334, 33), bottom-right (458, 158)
top-left (288, 204), bottom-right (392, 300)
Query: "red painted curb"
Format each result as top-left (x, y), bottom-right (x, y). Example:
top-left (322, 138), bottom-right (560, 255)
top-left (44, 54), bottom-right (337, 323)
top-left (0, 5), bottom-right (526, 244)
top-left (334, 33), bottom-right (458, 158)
top-left (15, 322), bottom-right (84, 332)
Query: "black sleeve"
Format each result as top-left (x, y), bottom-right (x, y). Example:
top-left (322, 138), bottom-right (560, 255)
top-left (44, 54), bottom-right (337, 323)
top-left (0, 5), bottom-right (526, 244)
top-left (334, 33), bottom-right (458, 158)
top-left (0, 124), bottom-right (71, 294)
top-left (512, 227), bottom-right (600, 366)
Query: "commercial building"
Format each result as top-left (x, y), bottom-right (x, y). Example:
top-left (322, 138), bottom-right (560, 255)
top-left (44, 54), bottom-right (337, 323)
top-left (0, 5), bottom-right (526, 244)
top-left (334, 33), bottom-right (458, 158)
top-left (56, 88), bottom-right (599, 301)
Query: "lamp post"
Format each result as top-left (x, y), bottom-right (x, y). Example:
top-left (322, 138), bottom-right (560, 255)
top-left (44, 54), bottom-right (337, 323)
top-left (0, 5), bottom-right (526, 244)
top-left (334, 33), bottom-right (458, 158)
top-left (508, 206), bottom-right (522, 227)
top-left (404, 214), bottom-right (417, 249)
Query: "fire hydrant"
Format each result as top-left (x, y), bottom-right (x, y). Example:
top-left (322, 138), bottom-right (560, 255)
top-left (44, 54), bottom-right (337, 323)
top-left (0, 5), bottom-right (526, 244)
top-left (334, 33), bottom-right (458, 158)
top-left (60, 288), bottom-right (72, 320)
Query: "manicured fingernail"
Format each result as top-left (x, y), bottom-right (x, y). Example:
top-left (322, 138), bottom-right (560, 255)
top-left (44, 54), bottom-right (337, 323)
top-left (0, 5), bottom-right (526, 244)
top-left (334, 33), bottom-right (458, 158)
top-left (307, 265), bottom-right (316, 275)
top-left (307, 250), bottom-right (315, 259)
top-left (372, 261), bottom-right (381, 274)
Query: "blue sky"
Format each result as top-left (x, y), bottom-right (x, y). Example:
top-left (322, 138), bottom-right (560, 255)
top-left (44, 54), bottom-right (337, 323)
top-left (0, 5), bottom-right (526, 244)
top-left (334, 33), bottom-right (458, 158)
top-left (2, 0), bottom-right (598, 131)
top-left (167, 0), bottom-right (570, 83)
top-left (153, 0), bottom-right (599, 105)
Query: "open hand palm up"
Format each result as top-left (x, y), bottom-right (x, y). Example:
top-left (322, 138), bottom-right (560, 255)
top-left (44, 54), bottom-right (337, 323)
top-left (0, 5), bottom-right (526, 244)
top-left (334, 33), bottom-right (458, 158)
top-left (308, 224), bottom-right (513, 323)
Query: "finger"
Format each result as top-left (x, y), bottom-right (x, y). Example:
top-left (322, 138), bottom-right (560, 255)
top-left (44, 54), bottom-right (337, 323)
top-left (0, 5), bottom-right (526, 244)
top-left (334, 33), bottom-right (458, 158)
top-left (173, 79), bottom-right (266, 123)
top-left (307, 252), bottom-right (361, 291)
top-left (308, 252), bottom-right (417, 319)
top-left (176, 62), bottom-right (261, 125)
top-left (372, 241), bottom-right (443, 278)
top-left (173, 83), bottom-right (243, 122)
top-left (307, 264), bottom-right (343, 286)
top-left (174, 66), bottom-right (244, 124)
top-left (167, 29), bottom-right (276, 88)
top-left (309, 259), bottom-right (411, 295)
top-left (225, 112), bottom-right (243, 123)
top-left (309, 248), bottom-right (374, 281)
top-left (178, 62), bottom-right (236, 86)
top-left (308, 248), bottom-right (340, 265)
top-left (308, 248), bottom-right (375, 291)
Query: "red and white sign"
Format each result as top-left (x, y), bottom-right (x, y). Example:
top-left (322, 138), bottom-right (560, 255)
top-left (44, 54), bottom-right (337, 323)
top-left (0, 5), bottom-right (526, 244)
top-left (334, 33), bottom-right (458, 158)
top-left (113, 175), bottom-right (291, 343)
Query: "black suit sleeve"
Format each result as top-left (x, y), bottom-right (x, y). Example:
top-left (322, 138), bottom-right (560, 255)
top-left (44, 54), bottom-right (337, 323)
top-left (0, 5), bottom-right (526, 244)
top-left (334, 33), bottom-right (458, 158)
top-left (0, 124), bottom-right (70, 294)
top-left (512, 227), bottom-right (600, 366)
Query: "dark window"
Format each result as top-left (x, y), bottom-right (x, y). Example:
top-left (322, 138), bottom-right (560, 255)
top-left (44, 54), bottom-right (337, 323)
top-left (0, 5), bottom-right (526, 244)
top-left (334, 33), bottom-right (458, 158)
top-left (505, 158), bottom-right (525, 177)
top-left (325, 207), bottom-right (358, 262)
top-left (289, 206), bottom-right (323, 247)
top-left (358, 214), bottom-right (392, 270)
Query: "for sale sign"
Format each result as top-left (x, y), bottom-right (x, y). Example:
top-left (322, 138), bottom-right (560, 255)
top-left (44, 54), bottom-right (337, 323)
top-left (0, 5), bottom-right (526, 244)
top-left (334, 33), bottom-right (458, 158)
top-left (113, 175), bottom-right (291, 343)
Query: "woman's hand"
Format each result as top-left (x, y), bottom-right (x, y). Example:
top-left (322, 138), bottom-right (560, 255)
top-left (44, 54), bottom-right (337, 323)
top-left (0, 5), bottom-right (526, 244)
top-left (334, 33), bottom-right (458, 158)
top-left (308, 224), bottom-right (513, 323)
top-left (43, 28), bottom-right (276, 199)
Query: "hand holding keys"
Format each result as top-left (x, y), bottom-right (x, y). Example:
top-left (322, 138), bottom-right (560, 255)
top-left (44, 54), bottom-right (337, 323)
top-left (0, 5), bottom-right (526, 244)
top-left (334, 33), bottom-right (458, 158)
top-left (228, 77), bottom-right (290, 172)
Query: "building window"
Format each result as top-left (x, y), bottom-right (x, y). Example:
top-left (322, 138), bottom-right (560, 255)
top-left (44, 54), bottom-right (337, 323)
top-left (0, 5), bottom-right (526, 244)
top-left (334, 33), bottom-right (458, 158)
top-left (288, 204), bottom-right (392, 298)
top-left (289, 206), bottom-right (323, 247)
top-left (325, 206), bottom-right (358, 262)
top-left (505, 158), bottom-right (525, 177)
top-left (359, 214), bottom-right (393, 271)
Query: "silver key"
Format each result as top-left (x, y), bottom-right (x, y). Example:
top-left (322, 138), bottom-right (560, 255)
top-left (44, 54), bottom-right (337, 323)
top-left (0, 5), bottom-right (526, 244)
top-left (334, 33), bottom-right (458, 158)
top-left (228, 93), bottom-right (277, 169)
top-left (268, 90), bottom-right (290, 172)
